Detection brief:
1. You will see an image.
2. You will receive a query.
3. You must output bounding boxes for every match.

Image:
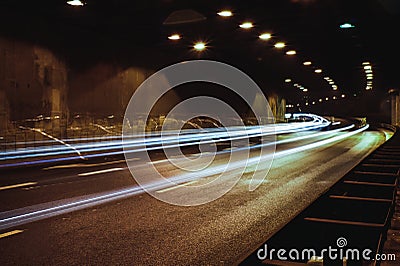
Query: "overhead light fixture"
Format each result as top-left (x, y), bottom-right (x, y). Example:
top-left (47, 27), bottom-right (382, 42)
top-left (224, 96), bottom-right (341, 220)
top-left (303, 61), bottom-right (312, 66)
top-left (329, 81), bottom-right (335, 85)
top-left (286, 50), bottom-right (297, 55)
top-left (312, 101), bottom-right (316, 105)
top-left (315, 69), bottom-right (323, 73)
top-left (259, 33), bottom-right (272, 40)
top-left (168, 34), bottom-right (181, 40)
top-left (340, 23), bottom-right (355, 29)
top-left (67, 0), bottom-right (84, 6)
top-left (362, 62), bottom-right (370, 65)
top-left (217, 10), bottom-right (233, 17)
top-left (364, 65), bottom-right (372, 70)
top-left (333, 96), bottom-right (337, 100)
top-left (240, 22), bottom-right (253, 29)
top-left (325, 97), bottom-right (329, 101)
top-left (319, 99), bottom-right (323, 102)
top-left (274, 42), bottom-right (286, 49)
top-left (341, 94), bottom-right (346, 98)
top-left (285, 79), bottom-right (292, 83)
top-left (193, 42), bottom-right (206, 51)
top-left (303, 89), bottom-right (308, 92)
top-left (367, 76), bottom-right (373, 80)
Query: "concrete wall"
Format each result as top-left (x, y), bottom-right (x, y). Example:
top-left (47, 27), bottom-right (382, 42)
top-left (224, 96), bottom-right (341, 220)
top-left (0, 37), bottom-right (68, 132)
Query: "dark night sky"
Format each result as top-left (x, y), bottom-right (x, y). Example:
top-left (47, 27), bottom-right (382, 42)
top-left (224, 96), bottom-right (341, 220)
top-left (1, 0), bottom-right (399, 107)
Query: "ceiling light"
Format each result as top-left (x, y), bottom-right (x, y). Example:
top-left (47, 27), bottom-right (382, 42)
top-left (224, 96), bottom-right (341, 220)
top-left (286, 50), bottom-right (296, 55)
top-left (303, 61), bottom-right (312, 66)
top-left (193, 42), bottom-right (206, 51)
top-left (319, 99), bottom-right (323, 102)
top-left (315, 69), bottom-right (322, 73)
top-left (364, 65), bottom-right (372, 70)
top-left (240, 22), bottom-right (253, 29)
top-left (217, 10), bottom-right (233, 17)
top-left (168, 34), bottom-right (181, 40)
top-left (325, 97), bottom-right (329, 101)
top-left (285, 79), bottom-right (292, 83)
top-left (362, 62), bottom-right (370, 65)
top-left (333, 96), bottom-right (337, 100)
top-left (67, 0), bottom-right (84, 6)
top-left (329, 82), bottom-right (335, 85)
top-left (274, 42), bottom-right (286, 49)
top-left (340, 23), bottom-right (355, 29)
top-left (303, 89), bottom-right (308, 92)
top-left (259, 33), bottom-right (272, 40)
top-left (341, 94), bottom-right (346, 98)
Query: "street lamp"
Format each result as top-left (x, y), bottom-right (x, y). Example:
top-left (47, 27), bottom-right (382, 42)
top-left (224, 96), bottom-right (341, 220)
top-left (217, 10), bottom-right (233, 17)
top-left (274, 42), bottom-right (286, 49)
top-left (193, 42), bottom-right (206, 51)
top-left (67, 0), bottom-right (84, 6)
top-left (240, 22), bottom-right (253, 29)
top-left (259, 33), bottom-right (272, 40)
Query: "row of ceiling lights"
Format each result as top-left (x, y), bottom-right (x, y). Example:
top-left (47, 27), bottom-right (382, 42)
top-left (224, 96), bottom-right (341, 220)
top-left (68, 2), bottom-right (371, 108)
top-left (363, 62), bottom-right (374, 90)
top-left (170, 9), bottom-right (348, 108)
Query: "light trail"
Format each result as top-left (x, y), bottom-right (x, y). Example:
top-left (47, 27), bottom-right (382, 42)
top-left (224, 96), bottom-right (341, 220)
top-left (0, 124), bottom-right (369, 230)
top-left (1, 114), bottom-right (330, 168)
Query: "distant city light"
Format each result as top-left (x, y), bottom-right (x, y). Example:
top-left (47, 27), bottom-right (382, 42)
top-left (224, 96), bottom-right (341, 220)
top-left (67, 0), bottom-right (84, 6)
top-left (340, 23), bottom-right (355, 29)
top-left (286, 50), bottom-right (297, 55)
top-left (217, 10), bottom-right (233, 17)
top-left (303, 61), bottom-right (312, 66)
top-left (259, 33), bottom-right (272, 40)
top-left (240, 22), bottom-right (253, 29)
top-left (315, 69), bottom-right (323, 73)
top-left (168, 34), bottom-right (181, 40)
top-left (193, 42), bottom-right (206, 51)
top-left (285, 79), bottom-right (292, 83)
top-left (274, 42), bottom-right (286, 49)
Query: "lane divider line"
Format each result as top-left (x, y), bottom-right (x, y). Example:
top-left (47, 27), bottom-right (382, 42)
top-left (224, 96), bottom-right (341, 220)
top-left (78, 168), bottom-right (125, 177)
top-left (155, 180), bottom-right (198, 193)
top-left (0, 229), bottom-right (24, 239)
top-left (0, 182), bottom-right (38, 191)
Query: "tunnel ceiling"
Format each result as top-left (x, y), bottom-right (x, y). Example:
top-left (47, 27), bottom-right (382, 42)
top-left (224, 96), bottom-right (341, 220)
top-left (0, 0), bottom-right (399, 104)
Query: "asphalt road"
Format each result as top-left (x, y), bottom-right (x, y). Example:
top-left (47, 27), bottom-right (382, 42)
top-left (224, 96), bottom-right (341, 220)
top-left (0, 128), bottom-right (390, 265)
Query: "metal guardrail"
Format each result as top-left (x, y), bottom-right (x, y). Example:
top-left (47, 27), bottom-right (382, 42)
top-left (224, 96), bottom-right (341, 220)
top-left (240, 127), bottom-right (399, 266)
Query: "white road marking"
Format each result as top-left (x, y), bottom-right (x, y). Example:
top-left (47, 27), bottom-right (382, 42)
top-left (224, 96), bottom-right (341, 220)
top-left (78, 168), bottom-right (124, 177)
top-left (43, 158), bottom-right (139, 170)
top-left (155, 180), bottom-right (198, 193)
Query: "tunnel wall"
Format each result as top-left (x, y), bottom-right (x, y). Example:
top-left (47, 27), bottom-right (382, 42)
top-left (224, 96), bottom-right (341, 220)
top-left (0, 37), bottom-right (286, 135)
